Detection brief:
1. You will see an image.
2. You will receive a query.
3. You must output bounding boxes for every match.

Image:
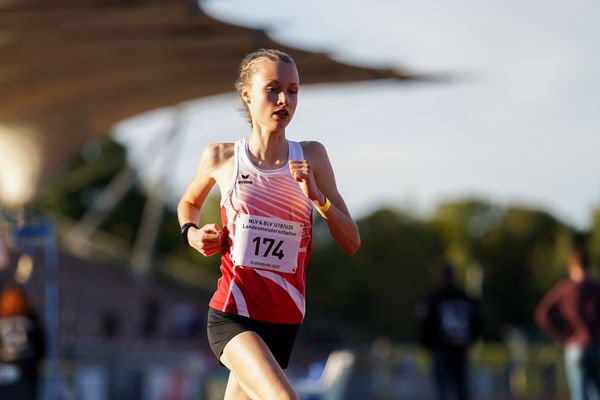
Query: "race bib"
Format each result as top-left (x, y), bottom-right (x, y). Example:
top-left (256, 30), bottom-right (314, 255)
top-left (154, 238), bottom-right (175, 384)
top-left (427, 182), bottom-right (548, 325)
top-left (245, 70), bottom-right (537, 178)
top-left (232, 214), bottom-right (303, 274)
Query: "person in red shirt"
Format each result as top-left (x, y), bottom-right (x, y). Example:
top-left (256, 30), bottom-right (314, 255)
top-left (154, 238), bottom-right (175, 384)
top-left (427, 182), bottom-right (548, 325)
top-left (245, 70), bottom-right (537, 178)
top-left (535, 246), bottom-right (600, 400)
top-left (177, 48), bottom-right (360, 400)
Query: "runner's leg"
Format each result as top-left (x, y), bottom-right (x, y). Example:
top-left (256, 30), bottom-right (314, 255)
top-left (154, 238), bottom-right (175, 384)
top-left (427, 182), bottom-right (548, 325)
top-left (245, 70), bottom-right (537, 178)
top-left (223, 372), bottom-right (251, 400)
top-left (220, 331), bottom-right (298, 400)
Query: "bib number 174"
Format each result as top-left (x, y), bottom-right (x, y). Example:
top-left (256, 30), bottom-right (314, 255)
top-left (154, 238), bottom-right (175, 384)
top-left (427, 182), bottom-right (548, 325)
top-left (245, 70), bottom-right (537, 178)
top-left (232, 214), bottom-right (302, 273)
top-left (252, 236), bottom-right (284, 260)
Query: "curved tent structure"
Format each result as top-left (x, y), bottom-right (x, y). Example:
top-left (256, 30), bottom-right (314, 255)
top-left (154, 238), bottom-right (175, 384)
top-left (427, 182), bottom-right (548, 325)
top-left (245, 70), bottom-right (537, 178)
top-left (0, 0), bottom-right (421, 205)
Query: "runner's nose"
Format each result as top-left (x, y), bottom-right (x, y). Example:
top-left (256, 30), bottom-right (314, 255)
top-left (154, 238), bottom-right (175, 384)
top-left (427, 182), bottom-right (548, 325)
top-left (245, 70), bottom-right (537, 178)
top-left (277, 91), bottom-right (287, 106)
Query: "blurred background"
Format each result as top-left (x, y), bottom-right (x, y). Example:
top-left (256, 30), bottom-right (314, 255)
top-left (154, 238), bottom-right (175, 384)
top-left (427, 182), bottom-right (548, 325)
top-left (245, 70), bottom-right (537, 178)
top-left (1, 0), bottom-right (599, 399)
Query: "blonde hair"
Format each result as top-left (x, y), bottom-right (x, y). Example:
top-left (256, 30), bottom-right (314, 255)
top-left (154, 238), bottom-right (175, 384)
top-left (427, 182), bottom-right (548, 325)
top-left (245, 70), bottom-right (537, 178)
top-left (235, 48), bottom-right (297, 126)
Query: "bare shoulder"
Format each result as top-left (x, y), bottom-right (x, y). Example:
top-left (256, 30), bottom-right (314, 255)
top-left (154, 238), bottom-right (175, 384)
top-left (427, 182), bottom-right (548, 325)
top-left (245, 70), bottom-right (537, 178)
top-left (299, 140), bottom-right (328, 161)
top-left (201, 142), bottom-right (235, 169)
top-left (197, 142), bottom-right (235, 188)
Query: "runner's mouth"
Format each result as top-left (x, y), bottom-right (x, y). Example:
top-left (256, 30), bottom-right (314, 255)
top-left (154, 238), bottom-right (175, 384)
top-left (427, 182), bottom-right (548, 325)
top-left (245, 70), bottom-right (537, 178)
top-left (273, 109), bottom-right (289, 117)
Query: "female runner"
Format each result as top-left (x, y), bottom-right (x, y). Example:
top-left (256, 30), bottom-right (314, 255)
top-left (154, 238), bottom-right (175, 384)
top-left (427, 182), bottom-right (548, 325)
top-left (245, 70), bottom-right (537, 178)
top-left (177, 48), bottom-right (360, 400)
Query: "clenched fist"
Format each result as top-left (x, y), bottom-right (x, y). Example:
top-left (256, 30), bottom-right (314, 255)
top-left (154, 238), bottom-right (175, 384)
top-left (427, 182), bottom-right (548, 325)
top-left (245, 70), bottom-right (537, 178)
top-left (289, 159), bottom-right (324, 204)
top-left (188, 223), bottom-right (223, 257)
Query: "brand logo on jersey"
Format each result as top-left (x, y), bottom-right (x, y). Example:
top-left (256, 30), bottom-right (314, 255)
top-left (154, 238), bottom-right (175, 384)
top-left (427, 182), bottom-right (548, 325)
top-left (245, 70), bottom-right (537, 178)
top-left (238, 173), bottom-right (253, 184)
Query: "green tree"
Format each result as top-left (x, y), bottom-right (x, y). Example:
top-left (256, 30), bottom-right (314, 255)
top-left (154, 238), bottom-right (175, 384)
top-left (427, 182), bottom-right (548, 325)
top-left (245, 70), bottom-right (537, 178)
top-left (428, 199), bottom-right (574, 339)
top-left (307, 208), bottom-right (442, 340)
top-left (477, 206), bottom-right (572, 338)
top-left (429, 199), bottom-right (502, 286)
top-left (588, 208), bottom-right (600, 275)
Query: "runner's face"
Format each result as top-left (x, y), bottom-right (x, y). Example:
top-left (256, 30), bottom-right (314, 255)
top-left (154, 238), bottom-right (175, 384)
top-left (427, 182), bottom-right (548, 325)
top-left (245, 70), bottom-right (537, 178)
top-left (244, 59), bottom-right (299, 130)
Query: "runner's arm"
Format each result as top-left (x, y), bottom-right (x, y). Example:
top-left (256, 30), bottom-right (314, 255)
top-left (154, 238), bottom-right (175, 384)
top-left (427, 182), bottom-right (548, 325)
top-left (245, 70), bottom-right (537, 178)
top-left (293, 141), bottom-right (360, 255)
top-left (177, 144), bottom-right (227, 257)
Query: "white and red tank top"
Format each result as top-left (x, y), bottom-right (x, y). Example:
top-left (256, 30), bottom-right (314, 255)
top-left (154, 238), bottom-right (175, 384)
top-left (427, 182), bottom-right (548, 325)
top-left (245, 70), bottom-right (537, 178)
top-left (209, 138), bottom-right (313, 324)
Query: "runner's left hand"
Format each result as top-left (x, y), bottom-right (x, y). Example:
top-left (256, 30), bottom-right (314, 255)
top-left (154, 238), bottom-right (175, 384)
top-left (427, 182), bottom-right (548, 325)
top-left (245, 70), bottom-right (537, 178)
top-left (289, 160), bottom-right (324, 205)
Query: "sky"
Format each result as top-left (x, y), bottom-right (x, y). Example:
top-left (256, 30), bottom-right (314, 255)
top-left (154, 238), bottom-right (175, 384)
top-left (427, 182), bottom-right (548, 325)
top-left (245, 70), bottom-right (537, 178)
top-left (114, 0), bottom-right (600, 229)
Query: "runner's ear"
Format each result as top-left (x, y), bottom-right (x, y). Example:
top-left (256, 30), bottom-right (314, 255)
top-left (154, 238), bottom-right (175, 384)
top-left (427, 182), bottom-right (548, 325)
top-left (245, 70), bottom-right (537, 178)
top-left (242, 88), bottom-right (251, 104)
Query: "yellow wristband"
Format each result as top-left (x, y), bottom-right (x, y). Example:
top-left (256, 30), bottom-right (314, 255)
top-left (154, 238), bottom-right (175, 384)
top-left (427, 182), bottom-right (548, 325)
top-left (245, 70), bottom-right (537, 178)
top-left (318, 197), bottom-right (331, 213)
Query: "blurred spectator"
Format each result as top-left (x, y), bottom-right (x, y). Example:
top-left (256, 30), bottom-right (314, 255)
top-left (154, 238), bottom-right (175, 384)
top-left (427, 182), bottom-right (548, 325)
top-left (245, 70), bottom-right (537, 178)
top-left (0, 231), bottom-right (9, 271)
top-left (140, 292), bottom-right (161, 338)
top-left (100, 309), bottom-right (120, 338)
top-left (370, 336), bottom-right (393, 394)
top-left (416, 263), bottom-right (481, 400)
top-left (0, 284), bottom-right (46, 400)
top-left (535, 246), bottom-right (600, 400)
top-left (172, 303), bottom-right (201, 338)
top-left (502, 326), bottom-right (528, 397)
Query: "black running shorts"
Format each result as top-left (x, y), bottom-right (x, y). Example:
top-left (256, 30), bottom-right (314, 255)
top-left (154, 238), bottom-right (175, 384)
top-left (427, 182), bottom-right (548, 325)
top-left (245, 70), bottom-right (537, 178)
top-left (207, 307), bottom-right (300, 369)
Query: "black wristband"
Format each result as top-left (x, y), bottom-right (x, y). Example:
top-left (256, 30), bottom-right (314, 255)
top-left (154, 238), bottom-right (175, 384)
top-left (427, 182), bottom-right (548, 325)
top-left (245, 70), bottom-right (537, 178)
top-left (180, 223), bottom-right (199, 246)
